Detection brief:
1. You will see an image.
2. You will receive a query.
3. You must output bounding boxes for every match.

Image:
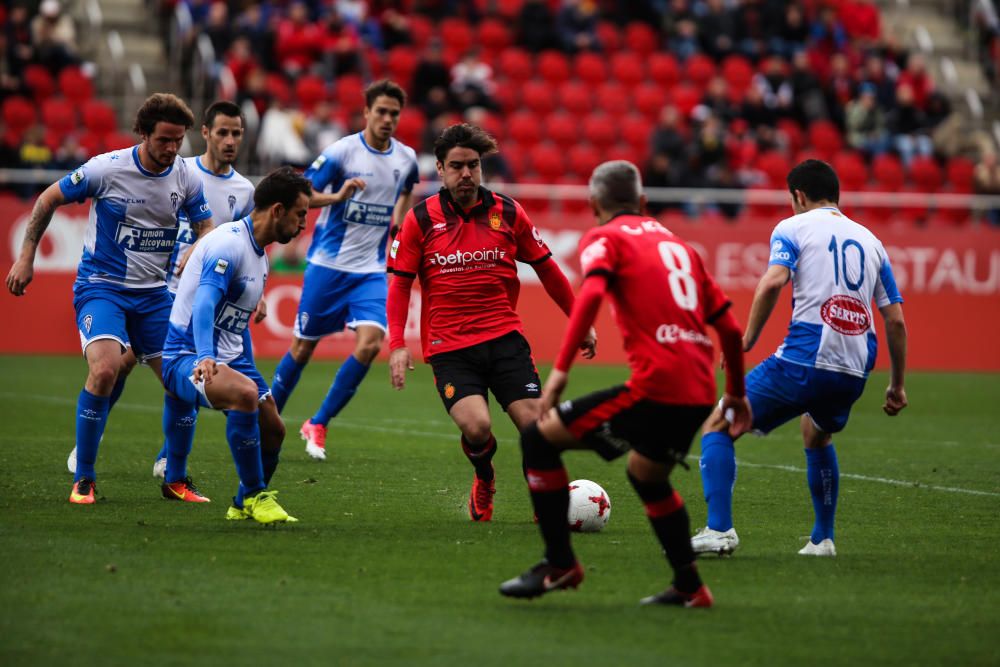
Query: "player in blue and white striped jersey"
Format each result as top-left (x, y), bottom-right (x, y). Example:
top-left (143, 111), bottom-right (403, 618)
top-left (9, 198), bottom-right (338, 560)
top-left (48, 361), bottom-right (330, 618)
top-left (5, 94), bottom-right (211, 504)
top-left (694, 160), bottom-right (909, 557)
top-left (269, 80), bottom-right (420, 462)
top-left (160, 167), bottom-right (312, 522)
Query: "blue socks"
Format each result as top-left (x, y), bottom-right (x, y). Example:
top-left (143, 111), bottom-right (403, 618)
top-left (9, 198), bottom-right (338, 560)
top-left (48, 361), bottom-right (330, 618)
top-left (108, 374), bottom-right (126, 409)
top-left (271, 352), bottom-right (305, 413)
top-left (310, 355), bottom-right (369, 427)
top-left (262, 448), bottom-right (279, 486)
top-left (699, 431), bottom-right (737, 532)
top-left (805, 444), bottom-right (839, 543)
top-left (75, 389), bottom-right (110, 482)
top-left (163, 394), bottom-right (198, 483)
top-left (227, 409), bottom-right (264, 506)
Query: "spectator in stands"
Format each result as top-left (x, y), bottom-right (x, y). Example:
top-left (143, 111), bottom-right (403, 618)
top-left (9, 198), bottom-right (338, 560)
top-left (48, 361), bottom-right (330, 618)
top-left (275, 1), bottom-right (324, 76)
top-left (887, 83), bottom-right (933, 166)
top-left (31, 0), bottom-right (78, 73)
top-left (896, 53), bottom-right (934, 110)
top-left (690, 112), bottom-right (727, 180)
top-left (556, 0), bottom-right (601, 53)
top-left (924, 91), bottom-right (952, 129)
top-left (202, 2), bottom-right (232, 60)
top-left (450, 49), bottom-right (496, 112)
top-left (234, 3), bottom-right (277, 72)
top-left (16, 124), bottom-right (53, 196)
top-left (810, 6), bottom-right (849, 57)
top-left (706, 163), bottom-right (743, 219)
top-left (322, 8), bottom-right (364, 78)
top-left (841, 0), bottom-right (882, 49)
top-left (974, 151), bottom-right (1000, 225)
top-left (789, 49), bottom-right (827, 123)
top-left (845, 83), bottom-right (889, 157)
top-left (698, 0), bottom-right (738, 61)
top-left (662, 0), bottom-right (695, 40)
top-left (739, 85), bottom-right (774, 130)
top-left (257, 97), bottom-right (311, 168)
top-left (701, 76), bottom-right (737, 124)
top-left (754, 56), bottom-right (794, 119)
top-left (859, 53), bottom-right (898, 111)
top-left (421, 86), bottom-right (453, 121)
top-left (824, 52), bottom-right (855, 127)
top-left (0, 33), bottom-right (22, 104)
top-left (650, 105), bottom-right (687, 164)
top-left (412, 42), bottom-right (451, 108)
top-left (772, 2), bottom-right (810, 60)
top-left (519, 0), bottom-right (558, 53)
top-left (376, 7), bottom-right (413, 50)
top-left (225, 36), bottom-right (256, 90)
top-left (237, 67), bottom-right (271, 119)
top-left (735, 0), bottom-right (768, 60)
top-left (303, 100), bottom-right (346, 156)
top-left (669, 17), bottom-right (701, 62)
top-left (643, 152), bottom-right (687, 215)
top-left (6, 4), bottom-right (34, 78)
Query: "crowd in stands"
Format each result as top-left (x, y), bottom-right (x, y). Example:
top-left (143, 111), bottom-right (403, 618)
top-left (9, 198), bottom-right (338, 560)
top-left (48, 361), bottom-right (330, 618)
top-left (1, 0), bottom-right (999, 224)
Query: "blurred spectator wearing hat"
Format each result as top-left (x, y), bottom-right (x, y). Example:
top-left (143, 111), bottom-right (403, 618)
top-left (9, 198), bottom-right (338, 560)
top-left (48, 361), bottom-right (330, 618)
top-left (31, 0), bottom-right (79, 73)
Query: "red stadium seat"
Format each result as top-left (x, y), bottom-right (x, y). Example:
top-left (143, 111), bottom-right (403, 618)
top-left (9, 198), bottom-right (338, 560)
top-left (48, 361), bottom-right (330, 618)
top-left (495, 0), bottom-right (525, 19)
top-left (2, 96), bottom-right (37, 137)
top-left (267, 73), bottom-right (293, 106)
top-left (668, 84), bottom-right (701, 118)
top-left (721, 55), bottom-right (754, 95)
top-left (82, 100), bottom-right (117, 136)
top-left (295, 75), bottom-right (327, 112)
top-left (574, 52), bottom-right (608, 85)
top-left (537, 50), bottom-right (571, 85)
top-left (492, 83), bottom-right (520, 114)
top-left (58, 67), bottom-right (94, 104)
top-left (831, 151), bottom-right (868, 191)
top-left (521, 79), bottom-right (557, 115)
top-left (395, 109), bottom-right (426, 149)
top-left (633, 83), bottom-right (667, 119)
top-left (439, 18), bottom-right (473, 55)
top-left (610, 52), bottom-right (644, 87)
top-left (595, 81), bottom-right (630, 116)
top-left (385, 45), bottom-right (420, 90)
top-left (872, 154), bottom-right (905, 190)
top-left (42, 98), bottom-right (76, 140)
top-left (596, 21), bottom-right (622, 52)
top-left (23, 65), bottom-right (56, 101)
top-left (777, 118), bottom-right (804, 153)
top-left (77, 130), bottom-right (103, 157)
top-left (647, 53), bottom-right (680, 88)
top-left (543, 111), bottom-right (578, 149)
top-left (557, 81), bottom-right (592, 115)
top-left (807, 120), bottom-right (843, 160)
top-left (620, 113), bottom-right (653, 151)
top-left (908, 156), bottom-right (941, 192)
top-left (946, 156), bottom-right (976, 192)
top-left (475, 110), bottom-right (505, 142)
top-left (685, 54), bottom-right (717, 91)
top-left (507, 110), bottom-right (543, 145)
top-left (497, 48), bottom-right (533, 84)
top-left (500, 141), bottom-right (528, 179)
top-left (567, 143), bottom-right (601, 178)
top-left (408, 14), bottom-right (434, 50)
top-left (104, 131), bottom-right (136, 151)
top-left (606, 141), bottom-right (644, 166)
top-left (582, 112), bottom-right (617, 148)
top-left (623, 22), bottom-right (659, 57)
top-left (478, 18), bottom-right (512, 51)
top-left (334, 74), bottom-right (363, 109)
top-left (528, 143), bottom-right (564, 182)
top-left (557, 174), bottom-right (590, 212)
top-left (755, 151), bottom-right (791, 187)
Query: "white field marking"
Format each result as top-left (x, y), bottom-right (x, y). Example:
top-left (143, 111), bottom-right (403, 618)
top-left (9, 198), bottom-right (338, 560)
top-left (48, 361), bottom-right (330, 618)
top-left (9, 392), bottom-right (998, 497)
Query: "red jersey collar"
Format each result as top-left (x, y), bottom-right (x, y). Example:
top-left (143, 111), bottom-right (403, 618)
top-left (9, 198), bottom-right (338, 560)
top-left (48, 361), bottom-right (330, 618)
top-left (438, 186), bottom-right (497, 220)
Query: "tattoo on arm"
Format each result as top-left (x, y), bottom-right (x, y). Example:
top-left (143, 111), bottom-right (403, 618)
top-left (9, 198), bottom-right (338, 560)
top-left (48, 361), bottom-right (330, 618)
top-left (23, 196), bottom-right (57, 249)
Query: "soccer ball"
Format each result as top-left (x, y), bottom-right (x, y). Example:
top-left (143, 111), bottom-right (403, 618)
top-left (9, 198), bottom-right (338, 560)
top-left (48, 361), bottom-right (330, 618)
top-left (567, 479), bottom-right (611, 532)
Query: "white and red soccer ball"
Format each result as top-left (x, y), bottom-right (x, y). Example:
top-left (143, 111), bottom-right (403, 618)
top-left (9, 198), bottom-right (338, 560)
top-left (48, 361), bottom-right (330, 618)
top-left (567, 479), bottom-right (611, 532)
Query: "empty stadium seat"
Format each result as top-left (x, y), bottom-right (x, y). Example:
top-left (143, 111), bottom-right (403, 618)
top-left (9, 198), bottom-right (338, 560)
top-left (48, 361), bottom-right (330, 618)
top-left (567, 143), bottom-right (601, 178)
top-left (522, 79), bottom-right (557, 115)
top-left (492, 84), bottom-right (520, 114)
top-left (624, 22), bottom-right (659, 57)
top-left (543, 111), bottom-right (578, 149)
top-left (721, 55), bottom-right (754, 95)
top-left (385, 45), bottom-right (420, 90)
top-left (946, 156), bottom-right (975, 192)
top-left (620, 113), bottom-right (653, 151)
top-left (497, 48), bottom-right (533, 84)
top-left (407, 14), bottom-right (434, 49)
top-left (439, 18), bottom-right (473, 55)
top-left (872, 154), bottom-right (903, 191)
top-left (633, 83), bottom-right (667, 119)
top-left (294, 75), bottom-right (327, 112)
top-left (610, 52), bottom-right (644, 87)
top-left (334, 74), bottom-right (363, 109)
top-left (832, 151), bottom-right (868, 191)
top-left (538, 50), bottom-right (571, 85)
top-left (477, 18), bottom-right (512, 50)
top-left (104, 131), bottom-right (136, 151)
top-left (668, 84), bottom-right (701, 118)
top-left (82, 100), bottom-right (117, 136)
top-left (58, 67), bottom-right (94, 105)
top-left (2, 96), bottom-right (36, 140)
top-left (595, 81), bottom-right (630, 116)
top-left (647, 53), bottom-right (680, 88)
top-left (685, 54), bottom-right (717, 91)
top-left (507, 110), bottom-right (543, 145)
top-left (557, 81), bottom-right (592, 115)
top-left (755, 151), bottom-right (791, 187)
top-left (23, 65), bottom-right (56, 101)
top-left (807, 120), bottom-right (843, 161)
top-left (582, 112), bottom-right (617, 148)
top-left (595, 21), bottom-right (622, 52)
top-left (529, 143), bottom-right (564, 181)
top-left (574, 52), bottom-right (608, 85)
top-left (41, 98), bottom-right (76, 140)
top-left (394, 109), bottom-right (426, 149)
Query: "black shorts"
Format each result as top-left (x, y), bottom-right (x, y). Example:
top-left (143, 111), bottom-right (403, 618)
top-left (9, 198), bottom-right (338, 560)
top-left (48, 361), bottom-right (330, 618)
top-left (556, 385), bottom-right (713, 465)
top-left (428, 330), bottom-right (541, 413)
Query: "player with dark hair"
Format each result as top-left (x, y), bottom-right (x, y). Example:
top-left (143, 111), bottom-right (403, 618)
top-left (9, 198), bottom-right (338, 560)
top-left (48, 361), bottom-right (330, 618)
top-left (693, 159), bottom-right (908, 558)
top-left (387, 123), bottom-right (596, 522)
top-left (160, 167), bottom-right (312, 522)
top-left (499, 160), bottom-right (749, 606)
top-left (6, 93), bottom-right (210, 504)
top-left (269, 79), bottom-right (420, 462)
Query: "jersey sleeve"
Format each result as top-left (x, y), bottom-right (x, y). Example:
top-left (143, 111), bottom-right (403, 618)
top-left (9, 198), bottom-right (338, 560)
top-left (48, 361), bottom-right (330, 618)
top-left (402, 160), bottom-right (419, 193)
top-left (768, 220), bottom-right (800, 271)
top-left (303, 143), bottom-right (344, 192)
top-left (695, 250), bottom-right (732, 323)
top-left (58, 157), bottom-right (107, 203)
top-left (181, 177), bottom-right (212, 224)
top-left (389, 209), bottom-right (424, 277)
top-left (873, 245), bottom-right (904, 307)
top-left (198, 239), bottom-right (239, 293)
top-left (512, 202), bottom-right (551, 264)
top-left (577, 228), bottom-right (617, 279)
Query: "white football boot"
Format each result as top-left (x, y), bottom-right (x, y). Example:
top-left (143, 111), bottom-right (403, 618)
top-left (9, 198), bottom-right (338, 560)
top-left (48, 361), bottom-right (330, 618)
top-left (691, 527), bottom-right (740, 555)
top-left (67, 446), bottom-right (77, 474)
top-left (798, 538), bottom-right (836, 557)
top-left (152, 457), bottom-right (167, 479)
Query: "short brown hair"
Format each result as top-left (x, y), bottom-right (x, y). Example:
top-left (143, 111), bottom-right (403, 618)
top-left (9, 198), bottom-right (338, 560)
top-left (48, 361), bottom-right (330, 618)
top-left (364, 79), bottom-right (406, 108)
top-left (132, 93), bottom-right (196, 136)
top-left (254, 166), bottom-right (312, 211)
top-left (433, 123), bottom-right (498, 162)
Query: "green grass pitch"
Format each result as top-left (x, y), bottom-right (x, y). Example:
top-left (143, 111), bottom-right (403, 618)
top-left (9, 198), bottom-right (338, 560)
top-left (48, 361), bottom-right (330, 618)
top-left (1, 354), bottom-right (998, 666)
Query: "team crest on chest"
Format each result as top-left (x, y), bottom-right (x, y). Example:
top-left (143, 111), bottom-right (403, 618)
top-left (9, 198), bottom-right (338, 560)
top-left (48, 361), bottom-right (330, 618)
top-left (169, 192), bottom-right (180, 212)
top-left (228, 194), bottom-right (237, 215)
top-left (489, 212), bottom-right (502, 230)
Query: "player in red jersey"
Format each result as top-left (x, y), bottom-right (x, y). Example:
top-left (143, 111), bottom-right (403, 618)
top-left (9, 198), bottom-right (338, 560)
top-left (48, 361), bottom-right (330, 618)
top-left (499, 160), bottom-right (752, 607)
top-left (387, 123), bottom-right (596, 522)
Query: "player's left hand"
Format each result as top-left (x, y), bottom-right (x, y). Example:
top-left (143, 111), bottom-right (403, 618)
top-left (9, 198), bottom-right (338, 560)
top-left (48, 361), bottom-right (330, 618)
top-left (193, 358), bottom-right (218, 385)
top-left (720, 393), bottom-right (753, 438)
top-left (176, 244), bottom-right (197, 277)
top-left (5, 257), bottom-right (34, 296)
top-left (389, 347), bottom-right (413, 390)
top-left (580, 327), bottom-right (597, 359)
top-left (883, 385), bottom-right (907, 416)
top-left (253, 298), bottom-right (267, 323)
top-left (540, 369), bottom-right (569, 414)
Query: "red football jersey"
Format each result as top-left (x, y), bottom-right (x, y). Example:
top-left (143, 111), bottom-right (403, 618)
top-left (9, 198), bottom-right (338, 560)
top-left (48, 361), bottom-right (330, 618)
top-left (391, 187), bottom-right (551, 359)
top-left (578, 214), bottom-right (731, 405)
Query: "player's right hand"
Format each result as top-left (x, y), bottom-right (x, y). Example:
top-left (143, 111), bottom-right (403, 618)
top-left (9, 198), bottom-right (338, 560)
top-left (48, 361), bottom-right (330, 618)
top-left (336, 177), bottom-right (366, 202)
top-left (193, 358), bottom-right (218, 385)
top-left (883, 385), bottom-right (907, 416)
top-left (389, 347), bottom-right (413, 390)
top-left (720, 393), bottom-right (753, 438)
top-left (6, 258), bottom-right (33, 296)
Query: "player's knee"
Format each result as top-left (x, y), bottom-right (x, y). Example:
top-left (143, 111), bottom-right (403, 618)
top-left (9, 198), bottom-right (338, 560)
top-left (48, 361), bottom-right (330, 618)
top-left (461, 420), bottom-right (492, 445)
top-left (354, 338), bottom-right (382, 364)
top-left (233, 385), bottom-right (259, 413)
top-left (289, 338), bottom-right (316, 364)
top-left (87, 361), bottom-right (119, 393)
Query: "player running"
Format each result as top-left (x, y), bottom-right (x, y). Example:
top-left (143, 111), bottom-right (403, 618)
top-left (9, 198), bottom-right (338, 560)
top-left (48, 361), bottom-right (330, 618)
top-left (693, 159), bottom-right (908, 558)
top-left (160, 167), bottom-right (311, 523)
top-left (269, 79), bottom-right (419, 462)
top-left (6, 93), bottom-right (211, 504)
top-left (498, 161), bottom-right (750, 607)
top-left (387, 123), bottom-right (596, 523)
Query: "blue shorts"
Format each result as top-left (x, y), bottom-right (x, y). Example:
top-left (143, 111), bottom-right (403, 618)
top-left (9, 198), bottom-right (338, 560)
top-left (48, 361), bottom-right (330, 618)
top-left (73, 282), bottom-right (173, 362)
top-left (293, 264), bottom-right (388, 340)
top-left (746, 355), bottom-right (868, 435)
top-left (163, 353), bottom-right (270, 409)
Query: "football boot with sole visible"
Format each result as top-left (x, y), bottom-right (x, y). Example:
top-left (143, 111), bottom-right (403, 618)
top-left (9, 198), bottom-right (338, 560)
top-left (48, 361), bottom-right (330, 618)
top-left (300, 420), bottom-right (327, 461)
top-left (691, 526), bottom-right (739, 555)
top-left (69, 478), bottom-right (97, 504)
top-left (469, 469), bottom-right (496, 521)
top-left (499, 560), bottom-right (584, 599)
top-left (243, 490), bottom-right (297, 524)
top-left (152, 457), bottom-right (167, 479)
top-left (162, 477), bottom-right (211, 503)
top-left (798, 538), bottom-right (836, 557)
top-left (640, 584), bottom-right (714, 608)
